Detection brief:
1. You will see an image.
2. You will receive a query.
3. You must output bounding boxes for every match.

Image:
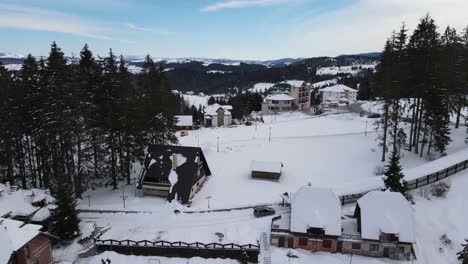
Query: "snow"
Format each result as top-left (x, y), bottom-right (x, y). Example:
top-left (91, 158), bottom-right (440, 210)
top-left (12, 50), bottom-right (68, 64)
top-left (282, 80), bottom-right (305, 87)
top-left (249, 82), bottom-right (275, 93)
top-left (265, 94), bottom-right (295, 101)
top-left (0, 218), bottom-right (39, 251)
top-left (3, 64), bottom-right (22, 71)
top-left (182, 94), bottom-right (209, 107)
top-left (168, 170), bottom-right (178, 193)
top-left (206, 70), bottom-right (232, 74)
top-left (174, 115), bottom-right (193, 127)
top-left (0, 187), bottom-right (39, 217)
top-left (84, 251), bottom-right (239, 264)
top-left (126, 65), bottom-right (143, 74)
top-left (203, 104), bottom-right (232, 116)
top-left (357, 191), bottom-right (415, 243)
top-left (316, 64), bottom-right (377, 76)
top-left (0, 224), bottom-right (14, 264)
top-left (251, 160), bottom-right (282, 173)
top-left (311, 79), bottom-right (338, 88)
top-left (290, 187), bottom-right (341, 236)
top-left (319, 84), bottom-right (356, 92)
top-left (80, 208), bottom-right (273, 245)
top-left (31, 207), bottom-right (51, 222)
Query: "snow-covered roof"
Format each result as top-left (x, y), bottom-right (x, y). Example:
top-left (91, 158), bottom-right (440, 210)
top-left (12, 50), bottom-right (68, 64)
top-left (0, 187), bottom-right (39, 217)
top-left (265, 94), bottom-right (295, 101)
top-left (251, 160), bottom-right (282, 173)
top-left (357, 191), bottom-right (415, 243)
top-left (319, 84), bottom-right (356, 93)
top-left (31, 207), bottom-right (51, 222)
top-left (175, 115), bottom-right (193, 127)
top-left (290, 186), bottom-right (341, 236)
top-left (203, 104), bottom-right (233, 116)
top-left (0, 218), bottom-right (40, 254)
top-left (282, 80), bottom-right (305, 87)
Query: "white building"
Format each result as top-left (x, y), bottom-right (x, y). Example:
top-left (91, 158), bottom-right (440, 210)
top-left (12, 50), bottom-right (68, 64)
top-left (174, 115), bottom-right (193, 130)
top-left (261, 80), bottom-right (311, 114)
top-left (319, 84), bottom-right (357, 104)
top-left (203, 104), bottom-right (232, 127)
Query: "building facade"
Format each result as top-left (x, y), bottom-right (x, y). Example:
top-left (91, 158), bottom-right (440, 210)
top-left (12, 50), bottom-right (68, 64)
top-left (319, 84), bottom-right (357, 104)
top-left (261, 80), bottom-right (311, 115)
top-left (203, 104), bottom-right (232, 127)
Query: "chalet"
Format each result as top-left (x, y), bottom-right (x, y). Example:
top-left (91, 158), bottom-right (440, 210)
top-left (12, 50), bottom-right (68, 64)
top-left (341, 191), bottom-right (415, 260)
top-left (250, 160), bottom-right (283, 180)
top-left (271, 186), bottom-right (342, 252)
top-left (138, 145), bottom-right (212, 205)
top-left (204, 104), bottom-right (233, 127)
top-left (319, 84), bottom-right (357, 104)
top-left (174, 115), bottom-right (194, 130)
top-left (0, 218), bottom-right (56, 264)
top-left (261, 80), bottom-right (311, 115)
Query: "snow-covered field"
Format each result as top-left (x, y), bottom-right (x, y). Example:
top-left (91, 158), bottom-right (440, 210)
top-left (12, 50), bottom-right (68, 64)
top-left (182, 94), bottom-right (210, 107)
top-left (317, 64), bottom-right (377, 76)
top-left (71, 110), bottom-right (468, 264)
top-left (249, 82), bottom-right (275, 93)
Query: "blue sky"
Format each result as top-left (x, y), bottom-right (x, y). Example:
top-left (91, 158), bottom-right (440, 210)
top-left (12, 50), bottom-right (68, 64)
top-left (1, 0), bottom-right (467, 60)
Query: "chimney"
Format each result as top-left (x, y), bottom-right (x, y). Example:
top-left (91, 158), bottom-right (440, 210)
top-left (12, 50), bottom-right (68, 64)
top-left (172, 154), bottom-right (177, 170)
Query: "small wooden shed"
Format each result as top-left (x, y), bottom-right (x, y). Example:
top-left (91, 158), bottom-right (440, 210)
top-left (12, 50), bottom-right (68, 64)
top-left (251, 160), bottom-right (283, 180)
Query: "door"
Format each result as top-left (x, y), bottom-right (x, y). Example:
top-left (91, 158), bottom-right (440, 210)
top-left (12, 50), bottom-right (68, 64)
top-left (383, 247), bottom-right (390, 258)
top-left (278, 236), bottom-right (285, 247)
top-left (287, 237), bottom-right (294, 248)
top-left (336, 241), bottom-right (343, 252)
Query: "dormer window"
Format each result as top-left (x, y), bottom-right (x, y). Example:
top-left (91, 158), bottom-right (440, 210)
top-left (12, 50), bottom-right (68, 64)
top-left (307, 227), bottom-right (325, 235)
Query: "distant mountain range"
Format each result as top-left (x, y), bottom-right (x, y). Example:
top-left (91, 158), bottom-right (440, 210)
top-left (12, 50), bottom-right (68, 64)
top-left (0, 53), bottom-right (304, 68)
top-left (0, 52), bottom-right (379, 94)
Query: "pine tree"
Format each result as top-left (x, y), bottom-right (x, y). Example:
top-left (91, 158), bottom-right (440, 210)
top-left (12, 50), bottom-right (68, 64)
top-left (458, 238), bottom-right (468, 264)
top-left (208, 96), bottom-right (216, 105)
top-left (50, 171), bottom-right (81, 240)
top-left (382, 151), bottom-right (407, 194)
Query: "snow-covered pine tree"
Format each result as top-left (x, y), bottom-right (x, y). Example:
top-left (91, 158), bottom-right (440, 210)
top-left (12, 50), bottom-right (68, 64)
top-left (50, 171), bottom-right (81, 240)
top-left (383, 150), bottom-right (407, 194)
top-left (458, 238), bottom-right (468, 264)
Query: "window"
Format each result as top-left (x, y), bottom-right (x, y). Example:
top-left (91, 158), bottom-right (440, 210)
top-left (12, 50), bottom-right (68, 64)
top-left (272, 100), bottom-right (279, 104)
top-left (24, 245), bottom-right (30, 257)
top-left (299, 237), bottom-right (308, 246)
top-left (307, 227), bottom-right (325, 235)
top-left (352, 243), bottom-right (361, 250)
top-left (370, 244), bottom-right (379, 251)
top-left (322, 240), bottom-right (332, 248)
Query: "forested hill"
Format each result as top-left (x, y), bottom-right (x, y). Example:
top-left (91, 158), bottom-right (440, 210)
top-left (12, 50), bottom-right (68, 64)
top-left (0, 53), bottom-right (379, 94)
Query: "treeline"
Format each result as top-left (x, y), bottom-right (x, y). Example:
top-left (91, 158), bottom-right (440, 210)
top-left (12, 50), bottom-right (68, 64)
top-left (0, 42), bottom-right (181, 198)
top-left (375, 15), bottom-right (468, 163)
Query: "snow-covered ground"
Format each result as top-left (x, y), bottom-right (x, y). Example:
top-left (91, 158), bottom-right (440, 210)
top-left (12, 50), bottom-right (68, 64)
top-left (317, 64), bottom-right (377, 76)
top-left (249, 82), bottom-right (275, 93)
top-left (70, 110), bottom-right (468, 264)
top-left (79, 111), bottom-right (467, 211)
top-left (182, 94), bottom-right (210, 108)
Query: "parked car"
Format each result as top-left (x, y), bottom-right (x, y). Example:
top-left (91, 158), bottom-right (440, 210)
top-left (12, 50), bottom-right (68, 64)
top-left (180, 130), bottom-right (189, 137)
top-left (253, 206), bottom-right (275, 218)
top-left (367, 113), bottom-right (381, 119)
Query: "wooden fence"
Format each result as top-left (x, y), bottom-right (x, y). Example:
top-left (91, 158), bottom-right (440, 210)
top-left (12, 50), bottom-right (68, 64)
top-left (94, 238), bottom-right (260, 263)
top-left (339, 159), bottom-right (468, 205)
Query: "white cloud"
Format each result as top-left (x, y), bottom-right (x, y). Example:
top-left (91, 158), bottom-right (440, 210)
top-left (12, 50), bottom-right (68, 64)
top-left (0, 3), bottom-right (131, 42)
top-left (286, 0), bottom-right (468, 57)
top-left (201, 0), bottom-right (298, 12)
top-left (126, 23), bottom-right (175, 35)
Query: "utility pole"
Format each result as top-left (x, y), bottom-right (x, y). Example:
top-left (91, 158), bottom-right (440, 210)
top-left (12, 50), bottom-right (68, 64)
top-left (217, 137), bottom-right (219, 152)
top-left (120, 185), bottom-right (128, 209)
top-left (269, 127), bottom-right (272, 143)
top-left (206, 196), bottom-right (212, 209)
top-left (365, 121), bottom-right (368, 136)
top-left (86, 194), bottom-right (91, 207)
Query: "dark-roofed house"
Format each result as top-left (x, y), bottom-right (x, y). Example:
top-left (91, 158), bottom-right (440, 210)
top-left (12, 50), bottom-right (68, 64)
top-left (138, 145), bottom-right (212, 205)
